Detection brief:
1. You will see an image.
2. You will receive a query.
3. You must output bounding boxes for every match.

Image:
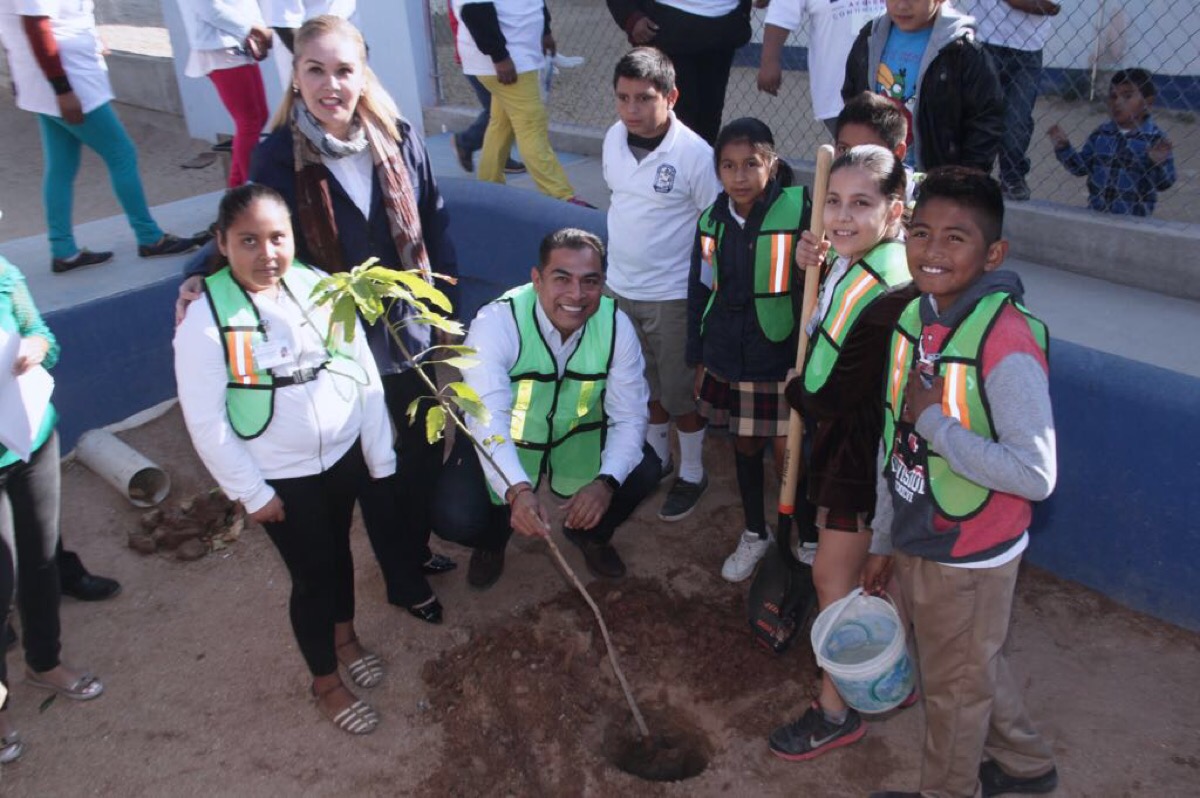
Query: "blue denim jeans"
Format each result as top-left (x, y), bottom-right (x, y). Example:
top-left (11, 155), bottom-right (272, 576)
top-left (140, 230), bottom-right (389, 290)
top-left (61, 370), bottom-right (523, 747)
top-left (458, 74), bottom-right (494, 154)
top-left (38, 102), bottom-right (163, 259)
top-left (984, 43), bottom-right (1043, 185)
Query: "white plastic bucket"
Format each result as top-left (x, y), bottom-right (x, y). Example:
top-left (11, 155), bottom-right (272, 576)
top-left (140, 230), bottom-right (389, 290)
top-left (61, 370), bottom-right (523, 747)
top-left (811, 588), bottom-right (914, 714)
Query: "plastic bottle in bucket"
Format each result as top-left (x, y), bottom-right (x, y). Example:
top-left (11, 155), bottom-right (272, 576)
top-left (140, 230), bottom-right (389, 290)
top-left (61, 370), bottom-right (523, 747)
top-left (811, 588), bottom-right (914, 713)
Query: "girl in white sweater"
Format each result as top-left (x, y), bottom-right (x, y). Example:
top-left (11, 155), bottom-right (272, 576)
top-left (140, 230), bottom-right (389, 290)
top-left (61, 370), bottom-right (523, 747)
top-left (175, 184), bottom-right (393, 734)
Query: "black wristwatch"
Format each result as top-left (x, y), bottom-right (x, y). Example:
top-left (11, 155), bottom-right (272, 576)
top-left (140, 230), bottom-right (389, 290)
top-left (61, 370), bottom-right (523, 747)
top-left (595, 474), bottom-right (620, 493)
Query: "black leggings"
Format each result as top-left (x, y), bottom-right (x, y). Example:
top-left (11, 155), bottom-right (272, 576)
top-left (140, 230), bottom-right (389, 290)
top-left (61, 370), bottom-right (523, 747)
top-left (262, 443), bottom-right (368, 678)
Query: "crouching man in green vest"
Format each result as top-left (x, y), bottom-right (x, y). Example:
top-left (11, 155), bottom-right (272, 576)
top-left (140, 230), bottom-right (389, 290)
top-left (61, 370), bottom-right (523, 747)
top-left (432, 228), bottom-right (663, 589)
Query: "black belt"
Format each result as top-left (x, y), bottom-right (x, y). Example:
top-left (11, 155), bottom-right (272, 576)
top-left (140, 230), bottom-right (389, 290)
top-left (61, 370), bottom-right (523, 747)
top-left (274, 361), bottom-right (329, 387)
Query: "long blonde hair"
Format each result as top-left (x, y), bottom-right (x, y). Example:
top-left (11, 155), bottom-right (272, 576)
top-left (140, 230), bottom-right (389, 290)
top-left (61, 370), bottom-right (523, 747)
top-left (270, 15), bottom-right (401, 141)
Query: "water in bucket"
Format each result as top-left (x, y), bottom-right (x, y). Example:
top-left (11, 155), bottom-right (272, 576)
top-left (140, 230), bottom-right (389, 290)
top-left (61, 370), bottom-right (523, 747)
top-left (812, 589), bottom-right (915, 714)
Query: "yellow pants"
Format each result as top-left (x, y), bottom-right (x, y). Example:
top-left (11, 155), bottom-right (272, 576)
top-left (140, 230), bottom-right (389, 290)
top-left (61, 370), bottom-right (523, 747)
top-left (477, 71), bottom-right (574, 200)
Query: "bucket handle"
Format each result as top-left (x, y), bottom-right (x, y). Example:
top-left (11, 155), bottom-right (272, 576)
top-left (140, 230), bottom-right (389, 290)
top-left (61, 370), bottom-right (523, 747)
top-left (813, 587), bottom-right (902, 658)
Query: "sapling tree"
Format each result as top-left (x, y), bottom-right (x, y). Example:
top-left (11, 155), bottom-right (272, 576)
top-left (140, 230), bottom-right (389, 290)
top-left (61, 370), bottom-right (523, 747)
top-left (312, 261), bottom-right (650, 738)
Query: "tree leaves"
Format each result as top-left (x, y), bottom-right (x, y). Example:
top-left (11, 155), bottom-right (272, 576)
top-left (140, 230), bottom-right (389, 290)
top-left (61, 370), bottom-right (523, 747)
top-left (315, 260), bottom-right (485, 446)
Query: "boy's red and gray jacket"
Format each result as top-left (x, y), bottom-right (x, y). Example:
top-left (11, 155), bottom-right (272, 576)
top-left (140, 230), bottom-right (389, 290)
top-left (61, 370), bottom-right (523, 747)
top-left (871, 271), bottom-right (1056, 564)
top-left (841, 3), bottom-right (1003, 172)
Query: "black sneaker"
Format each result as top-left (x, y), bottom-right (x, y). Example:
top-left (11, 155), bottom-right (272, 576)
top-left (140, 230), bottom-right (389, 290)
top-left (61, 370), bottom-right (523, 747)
top-left (467, 548), bottom-right (505, 590)
top-left (421, 553), bottom-right (458, 576)
top-left (451, 133), bottom-right (474, 173)
top-left (980, 761), bottom-right (1058, 796)
top-left (51, 249), bottom-right (113, 273)
top-left (1002, 179), bottom-right (1031, 202)
top-left (503, 158), bottom-right (526, 174)
top-left (61, 573), bottom-right (122, 601)
top-left (658, 473), bottom-right (708, 521)
top-left (562, 528), bottom-right (626, 578)
top-left (657, 458), bottom-right (674, 484)
top-left (138, 233), bottom-right (200, 259)
top-left (768, 702), bottom-right (866, 761)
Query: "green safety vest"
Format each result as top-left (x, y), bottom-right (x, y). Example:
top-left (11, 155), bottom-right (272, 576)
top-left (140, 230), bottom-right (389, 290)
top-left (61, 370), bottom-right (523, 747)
top-left (490, 283), bottom-right (617, 503)
top-left (883, 292), bottom-right (1049, 520)
top-left (697, 186), bottom-right (807, 343)
top-left (204, 263), bottom-right (351, 440)
top-left (802, 240), bottom-right (910, 394)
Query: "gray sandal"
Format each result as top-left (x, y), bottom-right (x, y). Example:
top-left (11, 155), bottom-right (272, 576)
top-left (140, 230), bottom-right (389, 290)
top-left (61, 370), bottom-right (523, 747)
top-left (24, 669), bottom-right (104, 701)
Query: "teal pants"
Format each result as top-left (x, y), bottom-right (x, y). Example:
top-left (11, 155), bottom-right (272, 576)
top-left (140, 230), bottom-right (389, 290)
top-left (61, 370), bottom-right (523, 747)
top-left (37, 102), bottom-right (162, 259)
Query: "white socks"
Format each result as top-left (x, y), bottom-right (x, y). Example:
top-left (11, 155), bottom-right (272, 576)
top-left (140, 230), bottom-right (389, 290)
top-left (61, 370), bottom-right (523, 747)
top-left (647, 422), bottom-right (671, 466)
top-left (677, 427), bottom-right (706, 483)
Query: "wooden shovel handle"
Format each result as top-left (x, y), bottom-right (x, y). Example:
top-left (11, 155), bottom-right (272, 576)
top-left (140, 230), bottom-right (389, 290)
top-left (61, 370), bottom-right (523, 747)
top-left (778, 144), bottom-right (835, 516)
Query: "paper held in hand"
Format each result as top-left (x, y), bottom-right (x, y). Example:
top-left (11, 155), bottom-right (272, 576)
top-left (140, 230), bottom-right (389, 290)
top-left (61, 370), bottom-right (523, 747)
top-left (0, 328), bottom-right (54, 462)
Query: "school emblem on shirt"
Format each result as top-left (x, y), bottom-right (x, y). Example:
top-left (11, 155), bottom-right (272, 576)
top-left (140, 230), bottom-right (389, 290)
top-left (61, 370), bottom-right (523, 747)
top-left (653, 164), bottom-right (677, 194)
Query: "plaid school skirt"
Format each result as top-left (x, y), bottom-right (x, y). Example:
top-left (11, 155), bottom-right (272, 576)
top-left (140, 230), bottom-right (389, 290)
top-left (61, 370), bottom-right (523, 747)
top-left (696, 370), bottom-right (791, 438)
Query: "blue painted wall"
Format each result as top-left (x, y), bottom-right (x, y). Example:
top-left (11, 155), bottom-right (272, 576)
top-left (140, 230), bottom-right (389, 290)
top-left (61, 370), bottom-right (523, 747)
top-left (44, 278), bottom-right (179, 452)
top-left (39, 179), bottom-right (1200, 631)
top-left (1032, 342), bottom-right (1200, 629)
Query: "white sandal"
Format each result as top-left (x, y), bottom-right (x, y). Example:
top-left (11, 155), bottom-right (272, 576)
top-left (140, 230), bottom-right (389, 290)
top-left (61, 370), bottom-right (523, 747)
top-left (336, 638), bottom-right (385, 689)
top-left (313, 684), bottom-right (379, 735)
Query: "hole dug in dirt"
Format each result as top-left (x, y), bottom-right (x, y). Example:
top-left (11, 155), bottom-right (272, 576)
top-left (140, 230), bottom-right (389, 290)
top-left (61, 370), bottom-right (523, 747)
top-left (604, 705), bottom-right (712, 782)
top-left (419, 578), bottom-right (815, 794)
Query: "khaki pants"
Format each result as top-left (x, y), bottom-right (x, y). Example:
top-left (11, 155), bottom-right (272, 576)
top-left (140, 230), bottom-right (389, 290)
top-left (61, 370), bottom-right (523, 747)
top-left (477, 71), bottom-right (573, 200)
top-left (893, 552), bottom-right (1056, 798)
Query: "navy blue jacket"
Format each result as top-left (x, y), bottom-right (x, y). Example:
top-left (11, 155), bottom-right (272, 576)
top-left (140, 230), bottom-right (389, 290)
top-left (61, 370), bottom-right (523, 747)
top-left (187, 119), bottom-right (458, 375)
top-left (686, 178), bottom-right (810, 382)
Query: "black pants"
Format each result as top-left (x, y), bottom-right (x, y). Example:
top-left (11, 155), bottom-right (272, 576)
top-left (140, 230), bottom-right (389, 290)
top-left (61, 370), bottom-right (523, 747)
top-left (665, 48), bottom-right (736, 146)
top-left (262, 443), bottom-right (369, 678)
top-left (351, 366), bottom-right (442, 607)
top-left (381, 366), bottom-right (445, 564)
top-left (432, 434), bottom-right (661, 552)
top-left (0, 431), bottom-right (64, 698)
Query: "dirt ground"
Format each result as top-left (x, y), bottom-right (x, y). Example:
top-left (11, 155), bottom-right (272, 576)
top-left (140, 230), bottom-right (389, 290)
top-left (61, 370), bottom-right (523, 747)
top-left (0, 405), bottom-right (1196, 796)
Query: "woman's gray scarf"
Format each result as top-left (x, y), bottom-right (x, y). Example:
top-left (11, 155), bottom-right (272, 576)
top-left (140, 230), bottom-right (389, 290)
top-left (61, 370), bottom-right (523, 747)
top-left (293, 102), bottom-right (368, 159)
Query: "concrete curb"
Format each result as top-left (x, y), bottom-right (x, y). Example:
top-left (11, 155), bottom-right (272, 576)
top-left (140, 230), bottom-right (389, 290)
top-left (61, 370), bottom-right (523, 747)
top-left (107, 50), bottom-right (182, 116)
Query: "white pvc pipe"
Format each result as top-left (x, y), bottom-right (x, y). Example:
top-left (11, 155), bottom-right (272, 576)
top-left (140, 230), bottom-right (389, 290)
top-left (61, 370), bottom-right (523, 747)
top-left (75, 429), bottom-right (171, 508)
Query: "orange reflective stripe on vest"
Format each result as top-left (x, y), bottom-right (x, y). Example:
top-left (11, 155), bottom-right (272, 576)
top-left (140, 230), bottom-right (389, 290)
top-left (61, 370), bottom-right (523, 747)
top-left (941, 362), bottom-right (972, 428)
top-left (768, 232), bottom-right (794, 294)
top-left (225, 330), bottom-right (261, 386)
top-left (827, 271), bottom-right (878, 341)
top-left (888, 335), bottom-right (911, 412)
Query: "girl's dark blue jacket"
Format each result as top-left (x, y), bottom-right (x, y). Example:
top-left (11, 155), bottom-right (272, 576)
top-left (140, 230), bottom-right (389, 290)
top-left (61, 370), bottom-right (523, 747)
top-left (686, 177), bottom-right (810, 382)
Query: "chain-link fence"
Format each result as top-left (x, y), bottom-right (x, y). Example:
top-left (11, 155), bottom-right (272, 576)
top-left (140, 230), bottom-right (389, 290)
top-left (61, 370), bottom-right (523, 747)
top-left (428, 0), bottom-right (1197, 225)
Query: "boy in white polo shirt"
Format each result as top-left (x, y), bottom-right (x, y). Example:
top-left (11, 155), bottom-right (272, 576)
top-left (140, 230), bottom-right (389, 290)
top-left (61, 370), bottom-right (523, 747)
top-left (603, 47), bottom-right (720, 521)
